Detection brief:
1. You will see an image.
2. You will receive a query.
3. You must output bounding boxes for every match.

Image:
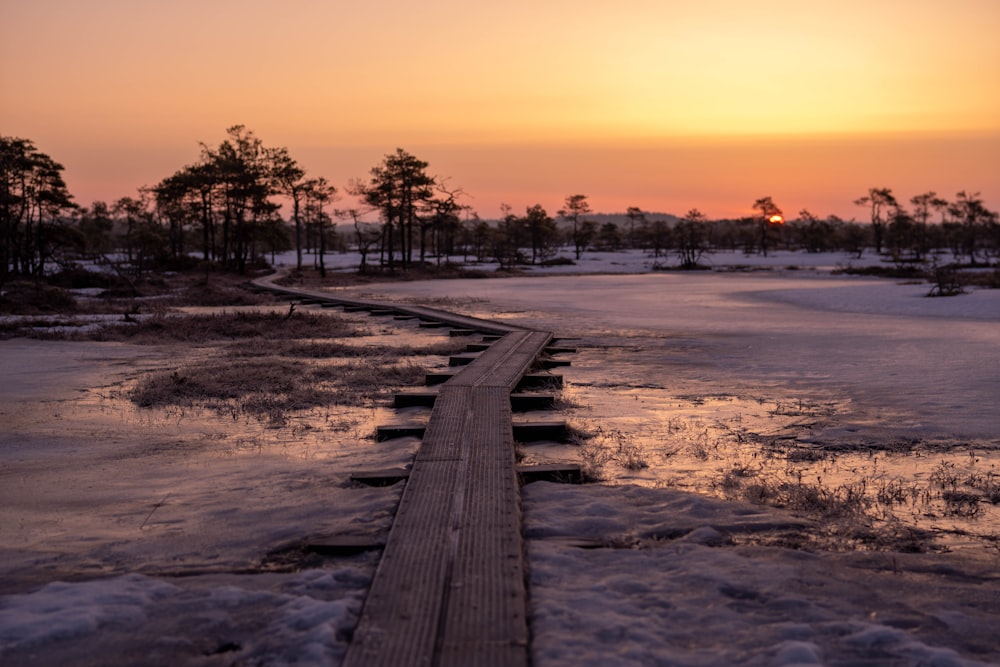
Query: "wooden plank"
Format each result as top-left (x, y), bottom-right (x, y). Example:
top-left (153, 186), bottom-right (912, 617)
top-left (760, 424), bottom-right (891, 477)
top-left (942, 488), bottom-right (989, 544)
top-left (516, 464), bottom-right (583, 484)
top-left (510, 393), bottom-right (556, 411)
top-left (512, 421), bottom-right (569, 442)
top-left (393, 390), bottom-right (438, 408)
top-left (350, 469), bottom-right (411, 486)
top-left (375, 425), bottom-right (426, 441)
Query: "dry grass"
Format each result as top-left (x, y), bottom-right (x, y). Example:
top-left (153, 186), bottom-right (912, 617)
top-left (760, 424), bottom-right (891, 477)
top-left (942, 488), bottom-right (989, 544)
top-left (86, 309), bottom-right (365, 344)
top-left (117, 307), bottom-right (460, 423)
top-left (127, 356), bottom-right (426, 424)
top-left (578, 426), bottom-right (649, 480)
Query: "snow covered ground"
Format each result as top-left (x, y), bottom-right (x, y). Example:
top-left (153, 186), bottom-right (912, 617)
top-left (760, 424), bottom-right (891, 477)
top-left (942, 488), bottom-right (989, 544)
top-left (2, 248), bottom-right (999, 665)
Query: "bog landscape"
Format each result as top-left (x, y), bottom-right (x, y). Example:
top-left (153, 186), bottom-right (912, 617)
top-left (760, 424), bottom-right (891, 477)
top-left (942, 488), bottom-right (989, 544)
top-left (3, 1), bottom-right (1000, 665)
top-left (2, 130), bottom-right (999, 665)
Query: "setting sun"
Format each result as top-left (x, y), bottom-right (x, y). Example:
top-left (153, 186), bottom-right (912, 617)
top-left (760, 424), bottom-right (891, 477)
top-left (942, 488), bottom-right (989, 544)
top-left (769, 215), bottom-right (785, 225)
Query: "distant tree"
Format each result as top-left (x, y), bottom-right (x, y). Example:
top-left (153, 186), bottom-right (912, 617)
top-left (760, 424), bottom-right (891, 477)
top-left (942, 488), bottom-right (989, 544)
top-left (78, 201), bottom-right (115, 257)
top-left (886, 205), bottom-right (920, 261)
top-left (425, 180), bottom-right (466, 265)
top-left (492, 203), bottom-right (526, 269)
top-left (836, 220), bottom-right (867, 259)
top-left (469, 217), bottom-right (494, 262)
top-left (674, 208), bottom-right (709, 268)
top-left (625, 206), bottom-right (646, 248)
top-left (948, 191), bottom-right (998, 264)
top-left (523, 203), bottom-right (558, 264)
top-left (301, 177), bottom-right (338, 277)
top-left (853, 187), bottom-right (897, 254)
top-left (795, 209), bottom-right (832, 253)
top-left (558, 194), bottom-right (594, 260)
top-left (752, 196), bottom-right (783, 257)
top-left (114, 192), bottom-right (167, 280)
top-left (595, 222), bottom-right (623, 250)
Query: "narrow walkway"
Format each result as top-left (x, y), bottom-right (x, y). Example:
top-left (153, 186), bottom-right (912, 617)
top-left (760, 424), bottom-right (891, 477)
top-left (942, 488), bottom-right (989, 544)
top-left (344, 331), bottom-right (550, 667)
top-left (251, 275), bottom-right (554, 666)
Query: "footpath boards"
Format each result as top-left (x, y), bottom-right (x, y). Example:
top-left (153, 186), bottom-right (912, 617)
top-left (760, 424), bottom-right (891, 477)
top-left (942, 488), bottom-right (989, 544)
top-left (343, 331), bottom-right (551, 667)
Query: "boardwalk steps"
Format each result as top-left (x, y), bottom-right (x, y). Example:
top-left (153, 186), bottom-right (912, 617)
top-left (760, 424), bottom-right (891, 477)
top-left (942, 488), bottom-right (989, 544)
top-left (426, 371), bottom-right (563, 389)
top-left (343, 330), bottom-right (553, 667)
top-left (394, 390), bottom-right (557, 411)
top-left (376, 420), bottom-right (569, 443)
top-left (350, 464), bottom-right (583, 487)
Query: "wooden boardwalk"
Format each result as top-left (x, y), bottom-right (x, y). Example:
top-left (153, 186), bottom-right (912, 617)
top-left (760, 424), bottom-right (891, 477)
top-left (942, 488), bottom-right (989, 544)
top-left (251, 275), bottom-right (558, 666)
top-left (344, 331), bottom-right (551, 667)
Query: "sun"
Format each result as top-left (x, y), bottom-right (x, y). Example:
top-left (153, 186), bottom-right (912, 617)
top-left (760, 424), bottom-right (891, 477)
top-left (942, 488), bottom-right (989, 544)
top-left (769, 215), bottom-right (785, 225)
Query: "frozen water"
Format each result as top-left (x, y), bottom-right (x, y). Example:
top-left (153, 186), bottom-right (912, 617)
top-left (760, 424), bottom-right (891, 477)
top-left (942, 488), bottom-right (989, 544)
top-left (2, 249), bottom-right (998, 665)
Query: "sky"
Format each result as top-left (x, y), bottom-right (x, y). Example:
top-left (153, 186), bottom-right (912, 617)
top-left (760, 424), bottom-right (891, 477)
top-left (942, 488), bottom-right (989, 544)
top-left (2, 0), bottom-right (998, 220)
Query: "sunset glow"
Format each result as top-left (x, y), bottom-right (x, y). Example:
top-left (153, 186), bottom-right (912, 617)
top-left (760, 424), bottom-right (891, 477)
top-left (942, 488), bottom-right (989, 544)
top-left (2, 0), bottom-right (998, 219)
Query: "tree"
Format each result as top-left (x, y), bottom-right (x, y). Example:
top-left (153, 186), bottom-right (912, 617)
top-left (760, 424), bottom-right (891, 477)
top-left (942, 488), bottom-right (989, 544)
top-left (795, 209), bottom-right (832, 253)
top-left (270, 147), bottom-right (307, 270)
top-left (78, 201), bottom-right (115, 257)
top-left (302, 177), bottom-right (338, 277)
top-left (853, 187), bottom-right (897, 254)
top-left (948, 191), bottom-right (998, 264)
top-left (752, 196), bottom-right (783, 257)
top-left (596, 222), bottom-right (623, 250)
top-left (625, 206), bottom-right (646, 248)
top-left (523, 204), bottom-right (558, 264)
top-left (674, 209), bottom-right (710, 269)
top-left (427, 181), bottom-right (466, 265)
top-left (360, 148), bottom-right (435, 270)
top-left (0, 136), bottom-right (77, 287)
top-left (493, 203), bottom-right (526, 269)
top-left (558, 194), bottom-right (594, 260)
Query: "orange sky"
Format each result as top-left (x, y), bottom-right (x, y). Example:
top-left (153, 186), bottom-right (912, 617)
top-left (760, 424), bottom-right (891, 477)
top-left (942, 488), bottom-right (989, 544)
top-left (2, 0), bottom-right (998, 220)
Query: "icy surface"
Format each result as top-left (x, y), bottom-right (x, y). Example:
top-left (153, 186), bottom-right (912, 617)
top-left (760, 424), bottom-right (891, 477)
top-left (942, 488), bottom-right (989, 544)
top-left (2, 249), bottom-right (999, 665)
top-left (525, 482), bottom-right (999, 666)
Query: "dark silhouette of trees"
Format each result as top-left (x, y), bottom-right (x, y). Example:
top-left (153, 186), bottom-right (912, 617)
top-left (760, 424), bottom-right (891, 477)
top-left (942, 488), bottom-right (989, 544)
top-left (78, 201), bottom-right (115, 257)
top-left (794, 209), bottom-right (833, 253)
top-left (523, 204), bottom-right (558, 264)
top-left (854, 187), bottom-right (897, 255)
top-left (559, 194), bottom-right (595, 260)
top-left (644, 217), bottom-right (671, 258)
top-left (752, 196), bottom-right (783, 256)
top-left (301, 177), bottom-right (338, 276)
top-left (151, 126), bottom-right (308, 274)
top-left (948, 191), bottom-right (998, 264)
top-left (271, 148), bottom-right (308, 270)
top-left (1, 136), bottom-right (78, 287)
top-left (625, 207), bottom-right (646, 248)
top-left (359, 148), bottom-right (435, 270)
top-left (427, 182), bottom-right (466, 266)
top-left (674, 209), bottom-right (709, 268)
top-left (492, 203), bottom-right (525, 269)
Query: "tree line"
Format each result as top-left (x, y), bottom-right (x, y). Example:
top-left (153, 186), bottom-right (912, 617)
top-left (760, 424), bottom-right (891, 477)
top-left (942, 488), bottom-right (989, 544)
top-left (2, 129), bottom-right (999, 290)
